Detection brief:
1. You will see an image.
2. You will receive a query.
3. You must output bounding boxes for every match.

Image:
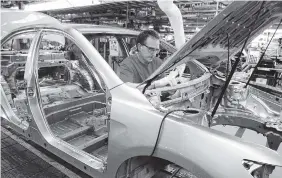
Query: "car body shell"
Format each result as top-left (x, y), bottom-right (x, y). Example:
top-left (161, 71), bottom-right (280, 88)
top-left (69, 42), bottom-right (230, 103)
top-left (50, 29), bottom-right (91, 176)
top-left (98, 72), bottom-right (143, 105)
top-left (1, 5), bottom-right (282, 178)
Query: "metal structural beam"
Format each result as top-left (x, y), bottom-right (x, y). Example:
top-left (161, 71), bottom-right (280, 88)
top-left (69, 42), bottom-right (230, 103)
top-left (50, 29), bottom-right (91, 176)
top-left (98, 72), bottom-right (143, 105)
top-left (40, 0), bottom-right (232, 35)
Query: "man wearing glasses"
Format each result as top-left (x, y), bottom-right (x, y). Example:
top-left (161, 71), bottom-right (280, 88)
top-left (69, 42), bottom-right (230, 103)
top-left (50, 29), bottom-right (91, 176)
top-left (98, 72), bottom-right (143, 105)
top-left (119, 30), bottom-right (162, 83)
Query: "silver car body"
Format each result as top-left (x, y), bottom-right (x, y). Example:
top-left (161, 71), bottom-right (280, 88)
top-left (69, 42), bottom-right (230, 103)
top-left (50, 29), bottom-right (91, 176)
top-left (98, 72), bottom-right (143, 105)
top-left (1, 2), bottom-right (282, 178)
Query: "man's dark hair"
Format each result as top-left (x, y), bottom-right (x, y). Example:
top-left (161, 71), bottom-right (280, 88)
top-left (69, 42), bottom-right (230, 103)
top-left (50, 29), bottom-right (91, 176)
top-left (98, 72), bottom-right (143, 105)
top-left (136, 29), bottom-right (160, 45)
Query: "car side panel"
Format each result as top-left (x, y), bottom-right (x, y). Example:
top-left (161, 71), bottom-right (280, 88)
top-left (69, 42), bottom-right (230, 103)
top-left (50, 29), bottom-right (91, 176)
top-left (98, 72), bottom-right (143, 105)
top-left (105, 84), bottom-right (282, 178)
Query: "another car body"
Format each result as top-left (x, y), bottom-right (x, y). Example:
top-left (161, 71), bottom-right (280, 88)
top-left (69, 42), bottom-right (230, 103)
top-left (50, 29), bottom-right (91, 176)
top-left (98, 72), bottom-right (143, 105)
top-left (1, 2), bottom-right (282, 178)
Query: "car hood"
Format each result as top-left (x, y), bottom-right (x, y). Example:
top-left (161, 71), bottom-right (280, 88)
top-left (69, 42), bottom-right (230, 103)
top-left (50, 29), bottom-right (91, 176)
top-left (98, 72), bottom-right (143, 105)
top-left (145, 1), bottom-right (282, 82)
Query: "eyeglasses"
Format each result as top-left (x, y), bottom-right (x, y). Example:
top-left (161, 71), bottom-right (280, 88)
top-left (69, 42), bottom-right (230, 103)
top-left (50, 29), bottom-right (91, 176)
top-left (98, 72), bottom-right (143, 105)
top-left (142, 44), bottom-right (160, 53)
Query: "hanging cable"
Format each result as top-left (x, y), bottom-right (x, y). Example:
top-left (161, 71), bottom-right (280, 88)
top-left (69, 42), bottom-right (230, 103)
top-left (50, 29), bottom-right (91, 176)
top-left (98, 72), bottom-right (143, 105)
top-left (120, 109), bottom-right (191, 178)
top-left (150, 109), bottom-right (189, 156)
top-left (210, 1), bottom-right (266, 120)
top-left (245, 18), bottom-right (282, 87)
top-left (226, 33), bottom-right (230, 79)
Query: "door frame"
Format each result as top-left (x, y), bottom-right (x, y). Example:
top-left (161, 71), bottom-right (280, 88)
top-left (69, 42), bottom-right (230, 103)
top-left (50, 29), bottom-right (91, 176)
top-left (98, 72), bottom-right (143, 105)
top-left (21, 28), bottom-right (108, 177)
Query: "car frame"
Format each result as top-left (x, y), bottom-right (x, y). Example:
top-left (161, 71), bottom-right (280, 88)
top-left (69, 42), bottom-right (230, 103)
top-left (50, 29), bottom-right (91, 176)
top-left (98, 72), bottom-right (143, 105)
top-left (1, 3), bottom-right (282, 178)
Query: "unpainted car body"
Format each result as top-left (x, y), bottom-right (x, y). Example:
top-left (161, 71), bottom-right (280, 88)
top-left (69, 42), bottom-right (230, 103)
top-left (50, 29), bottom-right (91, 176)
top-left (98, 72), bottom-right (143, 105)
top-left (144, 0), bottom-right (282, 151)
top-left (1, 2), bottom-right (282, 178)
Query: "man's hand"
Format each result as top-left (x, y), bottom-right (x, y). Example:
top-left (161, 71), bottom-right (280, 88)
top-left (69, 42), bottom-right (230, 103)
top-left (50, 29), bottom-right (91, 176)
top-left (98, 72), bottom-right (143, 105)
top-left (136, 76), bottom-right (180, 92)
top-left (150, 77), bottom-right (178, 90)
top-left (135, 78), bottom-right (175, 93)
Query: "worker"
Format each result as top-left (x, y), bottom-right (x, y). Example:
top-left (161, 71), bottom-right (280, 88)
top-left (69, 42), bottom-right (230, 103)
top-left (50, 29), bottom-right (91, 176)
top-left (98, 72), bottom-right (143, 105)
top-left (119, 30), bottom-right (162, 83)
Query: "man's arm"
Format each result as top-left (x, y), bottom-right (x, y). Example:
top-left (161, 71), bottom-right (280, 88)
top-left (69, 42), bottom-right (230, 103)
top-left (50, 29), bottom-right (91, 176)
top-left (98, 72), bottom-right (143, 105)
top-left (154, 57), bottom-right (166, 79)
top-left (119, 63), bottom-right (134, 83)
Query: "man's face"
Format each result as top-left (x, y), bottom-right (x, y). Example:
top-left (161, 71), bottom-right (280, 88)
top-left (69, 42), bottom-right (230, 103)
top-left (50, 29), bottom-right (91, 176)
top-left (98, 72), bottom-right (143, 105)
top-left (139, 36), bottom-right (160, 62)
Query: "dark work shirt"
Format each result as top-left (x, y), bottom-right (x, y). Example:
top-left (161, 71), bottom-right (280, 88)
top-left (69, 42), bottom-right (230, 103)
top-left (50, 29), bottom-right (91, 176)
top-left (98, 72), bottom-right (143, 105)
top-left (119, 53), bottom-right (163, 83)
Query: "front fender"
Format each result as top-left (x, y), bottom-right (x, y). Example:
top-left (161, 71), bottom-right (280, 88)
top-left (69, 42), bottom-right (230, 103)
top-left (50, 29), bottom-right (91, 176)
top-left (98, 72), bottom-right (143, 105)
top-left (107, 84), bottom-right (282, 178)
top-left (155, 119), bottom-right (282, 178)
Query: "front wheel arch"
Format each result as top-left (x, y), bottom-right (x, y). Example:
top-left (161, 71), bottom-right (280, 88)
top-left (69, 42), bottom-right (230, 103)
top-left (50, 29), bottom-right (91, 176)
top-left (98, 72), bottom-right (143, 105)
top-left (115, 156), bottom-right (203, 178)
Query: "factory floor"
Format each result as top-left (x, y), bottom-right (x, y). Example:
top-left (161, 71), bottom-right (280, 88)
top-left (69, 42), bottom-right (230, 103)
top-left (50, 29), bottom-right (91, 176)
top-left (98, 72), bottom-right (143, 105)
top-left (1, 131), bottom-right (68, 178)
top-left (1, 126), bottom-right (91, 178)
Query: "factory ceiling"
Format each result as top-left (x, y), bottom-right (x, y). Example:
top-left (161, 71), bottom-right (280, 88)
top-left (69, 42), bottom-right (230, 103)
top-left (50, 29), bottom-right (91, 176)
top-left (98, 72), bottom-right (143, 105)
top-left (40, 0), bottom-right (232, 34)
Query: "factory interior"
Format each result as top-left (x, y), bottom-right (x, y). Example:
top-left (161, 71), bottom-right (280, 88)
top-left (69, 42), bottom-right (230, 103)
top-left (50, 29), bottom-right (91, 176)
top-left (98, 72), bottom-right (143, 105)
top-left (1, 1), bottom-right (282, 178)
